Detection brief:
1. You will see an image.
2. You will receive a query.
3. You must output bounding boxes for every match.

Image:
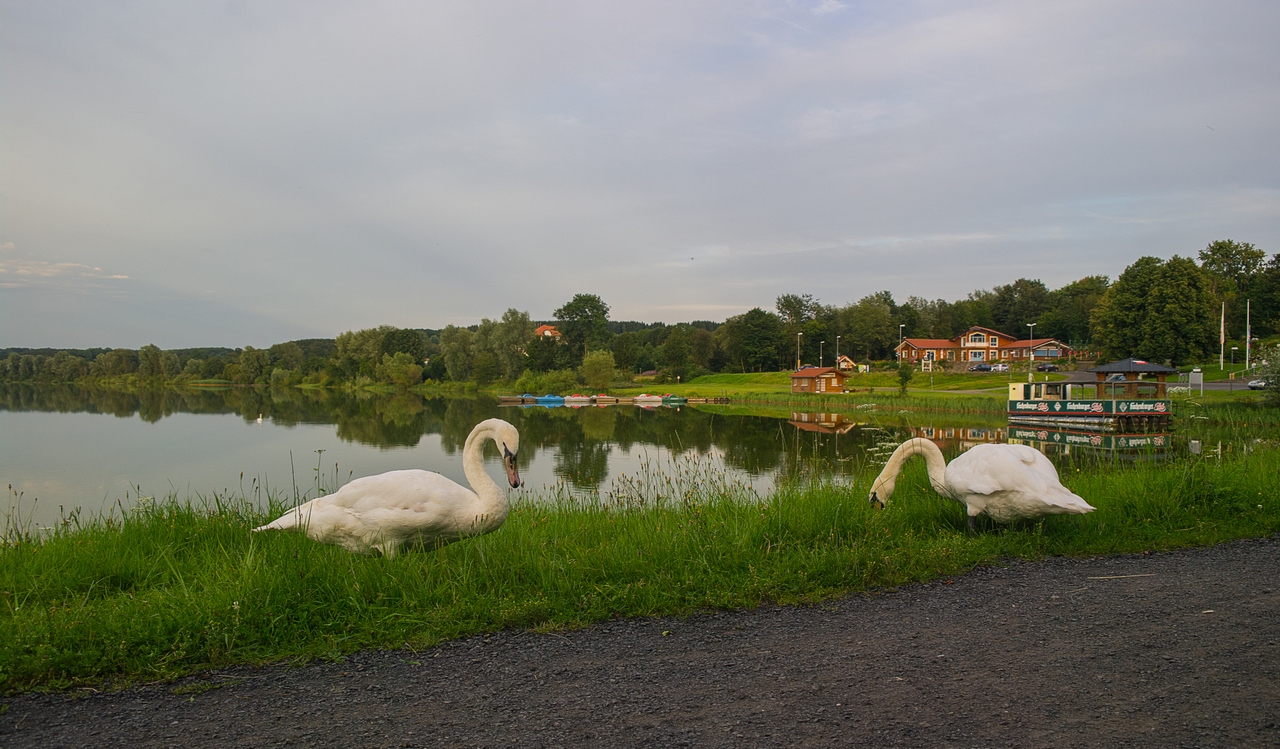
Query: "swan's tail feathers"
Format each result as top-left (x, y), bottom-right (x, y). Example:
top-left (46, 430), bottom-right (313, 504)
top-left (253, 507), bottom-right (308, 532)
top-left (1054, 491), bottom-right (1096, 515)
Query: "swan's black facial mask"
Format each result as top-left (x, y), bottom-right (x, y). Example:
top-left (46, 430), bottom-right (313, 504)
top-left (502, 444), bottom-right (523, 488)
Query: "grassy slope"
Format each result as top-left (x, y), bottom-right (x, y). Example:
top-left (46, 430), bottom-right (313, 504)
top-left (608, 370), bottom-right (1069, 397)
top-left (3, 446), bottom-right (1279, 694)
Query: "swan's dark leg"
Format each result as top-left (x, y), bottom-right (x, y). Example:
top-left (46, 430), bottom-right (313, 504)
top-left (967, 514), bottom-right (978, 535)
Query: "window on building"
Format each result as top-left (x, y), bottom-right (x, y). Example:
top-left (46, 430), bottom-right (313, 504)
top-left (970, 333), bottom-right (986, 343)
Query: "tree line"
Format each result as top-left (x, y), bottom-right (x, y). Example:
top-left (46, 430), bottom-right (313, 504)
top-left (4, 239), bottom-right (1277, 387)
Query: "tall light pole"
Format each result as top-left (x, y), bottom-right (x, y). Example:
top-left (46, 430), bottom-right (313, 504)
top-left (796, 332), bottom-right (803, 370)
top-left (1245, 299), bottom-right (1252, 372)
top-left (898, 324), bottom-right (905, 361)
top-left (1027, 322), bottom-right (1036, 383)
top-left (836, 335), bottom-right (841, 367)
top-left (819, 341), bottom-right (825, 368)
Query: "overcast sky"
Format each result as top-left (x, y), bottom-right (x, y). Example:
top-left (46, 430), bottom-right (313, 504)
top-left (2, 1), bottom-right (1278, 348)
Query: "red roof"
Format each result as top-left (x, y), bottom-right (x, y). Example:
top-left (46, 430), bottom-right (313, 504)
top-left (899, 338), bottom-right (958, 348)
top-left (1004, 338), bottom-right (1068, 349)
top-left (534, 325), bottom-right (560, 337)
top-left (789, 367), bottom-right (843, 379)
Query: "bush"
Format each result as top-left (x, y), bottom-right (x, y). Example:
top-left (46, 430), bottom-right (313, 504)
top-left (514, 368), bottom-right (579, 395)
top-left (376, 352), bottom-right (424, 388)
top-left (579, 350), bottom-right (616, 391)
top-left (1255, 343), bottom-right (1280, 407)
top-left (897, 360), bottom-right (914, 395)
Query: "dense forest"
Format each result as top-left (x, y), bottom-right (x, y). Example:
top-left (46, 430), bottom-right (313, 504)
top-left (4, 240), bottom-right (1278, 388)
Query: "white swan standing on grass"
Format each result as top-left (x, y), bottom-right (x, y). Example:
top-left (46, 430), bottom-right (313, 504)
top-left (868, 438), bottom-right (1094, 533)
top-left (254, 418), bottom-right (523, 557)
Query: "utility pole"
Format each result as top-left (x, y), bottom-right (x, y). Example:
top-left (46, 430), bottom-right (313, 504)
top-left (796, 332), bottom-right (802, 370)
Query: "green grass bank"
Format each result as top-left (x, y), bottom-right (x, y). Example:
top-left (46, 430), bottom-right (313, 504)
top-left (3, 445), bottom-right (1279, 695)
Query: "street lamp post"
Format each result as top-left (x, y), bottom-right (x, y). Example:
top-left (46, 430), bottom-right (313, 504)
top-left (898, 324), bottom-right (905, 360)
top-left (820, 341), bottom-right (824, 368)
top-left (836, 335), bottom-right (841, 363)
top-left (1231, 346), bottom-right (1238, 366)
top-left (796, 332), bottom-right (802, 370)
top-left (1027, 322), bottom-right (1036, 383)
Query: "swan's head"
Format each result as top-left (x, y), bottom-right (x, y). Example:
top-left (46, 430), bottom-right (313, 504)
top-left (489, 419), bottom-right (523, 489)
top-left (868, 475), bottom-right (895, 509)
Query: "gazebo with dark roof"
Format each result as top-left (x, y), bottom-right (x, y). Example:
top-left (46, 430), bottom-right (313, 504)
top-left (1089, 358), bottom-right (1179, 398)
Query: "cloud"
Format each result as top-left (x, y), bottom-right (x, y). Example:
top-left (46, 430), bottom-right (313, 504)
top-left (0, 256), bottom-right (129, 286)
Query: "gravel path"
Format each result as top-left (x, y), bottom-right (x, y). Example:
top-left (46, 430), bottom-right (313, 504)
top-left (4, 537), bottom-right (1278, 748)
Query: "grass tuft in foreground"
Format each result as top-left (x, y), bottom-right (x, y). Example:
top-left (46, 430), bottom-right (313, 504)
top-left (2, 448), bottom-right (1279, 694)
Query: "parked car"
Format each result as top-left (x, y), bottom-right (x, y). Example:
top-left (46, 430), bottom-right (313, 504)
top-left (991, 363), bottom-right (1009, 372)
top-left (1035, 363), bottom-right (1059, 372)
top-left (968, 363), bottom-right (992, 372)
top-left (1248, 379), bottom-right (1269, 390)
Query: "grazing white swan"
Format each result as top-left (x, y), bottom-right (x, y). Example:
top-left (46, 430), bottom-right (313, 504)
top-left (868, 438), bottom-right (1094, 533)
top-left (254, 418), bottom-right (523, 557)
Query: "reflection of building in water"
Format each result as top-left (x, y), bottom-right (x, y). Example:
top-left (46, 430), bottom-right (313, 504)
top-left (1007, 425), bottom-right (1172, 461)
top-left (788, 412), bottom-right (859, 434)
top-left (905, 425), bottom-right (1007, 451)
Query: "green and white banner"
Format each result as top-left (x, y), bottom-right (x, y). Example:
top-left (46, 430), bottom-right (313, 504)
top-left (1008, 399), bottom-right (1170, 416)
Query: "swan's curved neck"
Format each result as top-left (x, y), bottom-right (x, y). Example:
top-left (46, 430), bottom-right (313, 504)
top-left (462, 424), bottom-right (509, 530)
top-left (880, 438), bottom-right (949, 496)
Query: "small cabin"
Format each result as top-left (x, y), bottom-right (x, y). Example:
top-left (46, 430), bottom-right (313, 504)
top-left (790, 367), bottom-right (846, 394)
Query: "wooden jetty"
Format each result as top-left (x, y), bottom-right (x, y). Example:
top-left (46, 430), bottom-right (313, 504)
top-left (498, 395), bottom-right (730, 407)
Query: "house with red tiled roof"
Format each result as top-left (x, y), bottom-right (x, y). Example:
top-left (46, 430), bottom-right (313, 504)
top-left (533, 325), bottom-right (561, 341)
top-left (895, 326), bottom-right (1072, 365)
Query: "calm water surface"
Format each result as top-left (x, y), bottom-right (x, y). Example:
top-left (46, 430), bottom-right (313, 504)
top-left (1, 385), bottom-right (1175, 529)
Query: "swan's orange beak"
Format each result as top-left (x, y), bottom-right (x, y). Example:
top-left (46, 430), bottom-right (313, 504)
top-left (503, 448), bottom-right (523, 488)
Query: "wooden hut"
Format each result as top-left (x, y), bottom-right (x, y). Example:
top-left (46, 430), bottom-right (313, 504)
top-left (790, 366), bottom-right (846, 394)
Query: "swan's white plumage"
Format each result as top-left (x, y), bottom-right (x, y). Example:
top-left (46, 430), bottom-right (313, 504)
top-left (869, 438), bottom-right (1094, 530)
top-left (254, 418), bottom-right (522, 556)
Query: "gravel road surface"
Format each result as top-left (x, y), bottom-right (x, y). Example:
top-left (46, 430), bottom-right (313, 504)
top-left (4, 536), bottom-right (1278, 748)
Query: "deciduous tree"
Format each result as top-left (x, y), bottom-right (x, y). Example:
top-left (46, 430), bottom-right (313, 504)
top-left (554, 294), bottom-right (612, 366)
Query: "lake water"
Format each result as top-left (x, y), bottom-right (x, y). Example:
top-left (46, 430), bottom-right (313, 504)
top-left (1, 385), bottom-right (1177, 530)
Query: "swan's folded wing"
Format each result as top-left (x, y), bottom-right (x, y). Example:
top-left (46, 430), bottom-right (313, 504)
top-left (943, 445), bottom-right (1020, 495)
top-left (949, 444), bottom-right (1094, 514)
top-left (946, 444), bottom-right (1055, 496)
top-left (323, 469), bottom-right (477, 513)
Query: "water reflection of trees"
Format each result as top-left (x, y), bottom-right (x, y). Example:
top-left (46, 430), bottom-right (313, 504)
top-left (0, 384), bottom-right (1018, 492)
